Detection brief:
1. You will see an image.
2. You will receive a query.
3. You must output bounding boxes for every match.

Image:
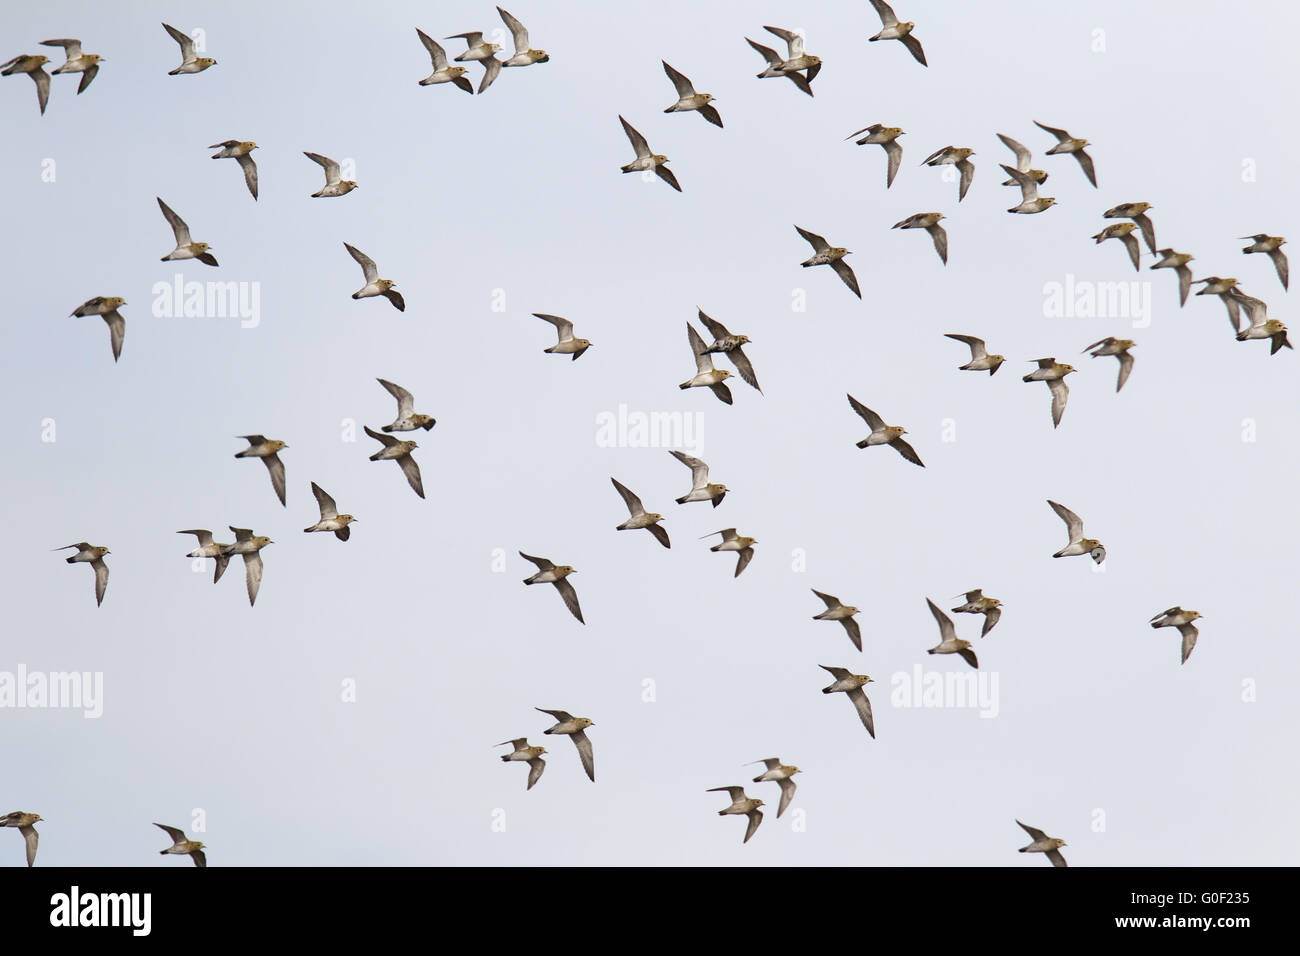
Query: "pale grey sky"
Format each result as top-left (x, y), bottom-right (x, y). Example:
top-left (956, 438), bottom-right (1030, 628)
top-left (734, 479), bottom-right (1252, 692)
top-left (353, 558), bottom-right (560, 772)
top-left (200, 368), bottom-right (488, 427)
top-left (1, 0), bottom-right (1296, 866)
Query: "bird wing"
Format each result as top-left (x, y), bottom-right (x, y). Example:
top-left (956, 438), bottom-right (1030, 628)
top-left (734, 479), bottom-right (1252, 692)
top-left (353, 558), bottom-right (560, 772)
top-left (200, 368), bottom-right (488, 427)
top-left (520, 552), bottom-right (554, 571)
top-left (883, 139), bottom-right (903, 187)
top-left (236, 153), bottom-right (258, 199)
top-left (619, 115), bottom-right (650, 158)
top-left (746, 37), bottom-right (782, 67)
top-left (526, 757), bottom-right (545, 790)
top-left (795, 225), bottom-right (829, 252)
top-left (311, 481), bottom-right (338, 520)
top-left (662, 60), bottom-right (694, 98)
top-left (1000, 164), bottom-right (1039, 202)
top-left (1175, 264), bottom-right (1192, 306)
top-left (533, 313), bottom-right (574, 342)
top-left (363, 424), bottom-right (401, 448)
top-left (1033, 120), bottom-right (1071, 142)
top-left (344, 243), bottom-right (379, 283)
top-left (1178, 624), bottom-right (1199, 664)
top-left (229, 526), bottom-right (254, 543)
top-left (416, 29), bottom-right (450, 70)
top-left (654, 164), bottom-right (682, 192)
top-left (398, 453), bottom-right (425, 499)
top-left (764, 25), bottom-right (804, 58)
top-left (264, 453), bottom-right (286, 506)
top-left (929, 223), bottom-right (949, 264)
top-left (696, 310), bottom-right (729, 341)
top-left (890, 436), bottom-right (924, 467)
top-left (91, 557), bottom-right (109, 606)
top-left (179, 529), bottom-right (214, 547)
top-left (846, 394), bottom-right (886, 431)
top-left (1134, 213), bottom-right (1156, 254)
top-left (571, 729), bottom-right (595, 781)
top-left (707, 785), bottom-right (745, 800)
top-left (191, 849), bottom-right (207, 868)
top-left (448, 31), bottom-right (485, 45)
top-left (1047, 378), bottom-right (1069, 428)
top-left (554, 578), bottom-right (584, 623)
top-left (744, 808), bottom-right (763, 843)
top-left (958, 647), bottom-right (979, 669)
top-left (900, 34), bottom-right (927, 66)
top-left (20, 825), bottom-right (38, 867)
top-left (104, 310), bottom-right (125, 362)
top-left (819, 664), bottom-right (851, 680)
top-left (243, 551), bottom-right (263, 606)
top-left (727, 346), bottom-right (761, 392)
top-left (536, 707), bottom-right (573, 722)
top-left (42, 38), bottom-right (83, 58)
top-left (1115, 351), bottom-right (1134, 392)
top-left (1045, 848), bottom-right (1067, 868)
top-left (687, 323), bottom-right (713, 373)
top-left (155, 822), bottom-right (187, 843)
top-left (842, 616), bottom-right (862, 652)
top-left (846, 688), bottom-right (876, 737)
top-left (1048, 500), bottom-right (1084, 540)
top-left (1074, 149), bottom-right (1098, 187)
top-left (157, 197), bottom-right (191, 245)
top-left (981, 607), bottom-right (1001, 637)
top-left (831, 259), bottom-right (861, 298)
top-left (946, 333), bottom-right (987, 361)
top-left (498, 7), bottom-right (530, 53)
top-left (997, 134), bottom-right (1032, 170)
top-left (477, 56), bottom-right (501, 94)
top-left (378, 378), bottom-right (416, 418)
top-left (611, 477), bottom-right (645, 517)
top-left (163, 22), bottom-right (197, 59)
top-left (734, 546), bottom-right (754, 578)
top-left (699, 104), bottom-right (723, 128)
top-left (869, 0), bottom-right (900, 28)
top-left (811, 588), bottom-right (840, 610)
top-left (1270, 248), bottom-right (1289, 289)
top-left (1120, 232), bottom-right (1140, 271)
top-left (956, 161), bottom-right (973, 202)
top-left (647, 522), bottom-right (671, 549)
top-left (927, 598), bottom-right (956, 642)
top-left (777, 778), bottom-right (797, 817)
top-left (304, 151), bottom-right (341, 184)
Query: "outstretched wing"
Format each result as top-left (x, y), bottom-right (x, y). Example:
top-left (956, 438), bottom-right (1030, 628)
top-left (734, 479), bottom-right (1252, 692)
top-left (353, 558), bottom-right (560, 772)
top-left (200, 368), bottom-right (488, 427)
top-left (846, 394), bottom-right (886, 431)
top-left (344, 243), bottom-right (379, 283)
top-left (378, 378), bottom-right (416, 418)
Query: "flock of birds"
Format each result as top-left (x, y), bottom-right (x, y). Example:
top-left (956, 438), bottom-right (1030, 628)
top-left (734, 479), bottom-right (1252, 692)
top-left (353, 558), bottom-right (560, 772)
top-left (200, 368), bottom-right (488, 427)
top-left (4, 0), bottom-right (1289, 866)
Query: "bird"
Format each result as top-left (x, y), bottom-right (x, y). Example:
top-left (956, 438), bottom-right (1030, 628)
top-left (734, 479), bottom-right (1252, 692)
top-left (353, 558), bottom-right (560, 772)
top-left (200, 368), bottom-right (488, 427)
top-left (532, 313), bottom-right (592, 360)
top-left (1001, 164), bottom-right (1057, 214)
top-left (951, 589), bottom-right (1003, 637)
top-left (303, 152), bottom-right (357, 197)
top-left (178, 529), bottom-right (232, 583)
top-left (344, 243), bottom-right (404, 311)
top-left (746, 759), bottom-right (801, 818)
top-left (1092, 222), bottom-right (1141, 272)
top-left (920, 147), bottom-right (974, 202)
top-left (680, 323), bottom-right (733, 405)
top-left (155, 823), bottom-right (206, 867)
top-left (845, 124), bottom-right (905, 187)
top-left (795, 225), bottom-right (860, 298)
top-left (1241, 234), bottom-right (1288, 290)
top-left (536, 708), bottom-right (595, 781)
top-left (415, 30), bottom-right (473, 92)
top-left (892, 212), bottom-right (948, 264)
top-left (846, 394), bottom-right (924, 466)
top-left (1104, 202), bottom-right (1155, 254)
top-left (1151, 248), bottom-right (1195, 307)
top-left (1021, 359), bottom-right (1074, 428)
top-left (611, 478), bottom-right (670, 548)
top-left (997, 134), bottom-right (1047, 186)
top-left (54, 542), bottom-right (109, 606)
top-left (157, 197), bottom-right (217, 266)
top-left (1016, 820), bottom-right (1067, 868)
top-left (925, 598), bottom-right (978, 669)
top-left (497, 7), bottom-right (549, 67)
top-left (0, 812), bottom-right (42, 867)
top-left (702, 528), bottom-right (757, 577)
top-left (1, 54), bottom-right (50, 114)
top-left (1081, 337), bottom-right (1136, 392)
top-left (1150, 607), bottom-right (1204, 665)
top-left (377, 379), bottom-right (436, 432)
top-left (162, 22), bottom-right (216, 74)
top-left (662, 62), bottom-right (721, 127)
top-left (811, 589), bottom-right (862, 651)
top-left (1193, 277), bottom-right (1243, 331)
top-left (226, 527), bottom-right (272, 606)
top-left (234, 435), bottom-right (288, 507)
top-left (697, 310), bottom-right (760, 391)
top-left (763, 26), bottom-right (822, 77)
top-left (944, 333), bottom-right (1004, 375)
top-left (745, 38), bottom-right (815, 97)
top-left (1233, 291), bottom-right (1292, 354)
top-left (41, 38), bottom-right (102, 94)
top-left (706, 787), bottom-right (764, 843)
top-left (669, 450), bottom-right (727, 507)
top-left (520, 553), bottom-right (583, 623)
top-left (209, 140), bottom-right (258, 199)
top-left (618, 115), bottom-right (681, 192)
top-left (497, 738), bottom-right (547, 790)
top-left (1034, 120), bottom-right (1096, 186)
top-left (70, 296), bottom-right (126, 362)
top-left (304, 482), bottom-right (356, 541)
top-left (867, 0), bottom-right (927, 65)
top-left (446, 32), bottom-right (501, 93)
top-left (1047, 500), bottom-right (1105, 564)
top-left (819, 665), bottom-right (875, 738)
top-left (363, 426), bottom-right (424, 499)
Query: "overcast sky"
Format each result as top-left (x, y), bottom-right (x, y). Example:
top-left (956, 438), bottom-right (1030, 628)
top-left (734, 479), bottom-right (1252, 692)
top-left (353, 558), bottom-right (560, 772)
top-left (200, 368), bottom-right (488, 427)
top-left (1, 0), bottom-right (1296, 867)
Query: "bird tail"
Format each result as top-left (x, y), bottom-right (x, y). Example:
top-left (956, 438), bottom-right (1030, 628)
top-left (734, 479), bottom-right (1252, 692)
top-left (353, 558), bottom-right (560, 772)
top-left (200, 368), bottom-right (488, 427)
top-left (381, 425), bottom-right (394, 433)
top-left (678, 381), bottom-right (692, 390)
top-left (675, 494), bottom-right (688, 504)
top-left (855, 439), bottom-right (870, 449)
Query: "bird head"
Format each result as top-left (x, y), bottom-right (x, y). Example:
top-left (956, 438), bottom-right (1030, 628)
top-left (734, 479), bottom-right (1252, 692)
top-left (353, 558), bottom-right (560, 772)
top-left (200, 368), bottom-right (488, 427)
top-left (106, 297), bottom-right (126, 309)
top-left (193, 242), bottom-right (210, 252)
top-left (578, 718), bottom-right (594, 729)
top-left (576, 337), bottom-right (592, 349)
top-left (271, 440), bottom-right (288, 451)
top-left (198, 57), bottom-right (217, 68)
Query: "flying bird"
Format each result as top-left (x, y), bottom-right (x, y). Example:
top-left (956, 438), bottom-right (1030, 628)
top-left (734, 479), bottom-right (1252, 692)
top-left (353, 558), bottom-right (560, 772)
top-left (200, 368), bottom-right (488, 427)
top-left (1016, 820), bottom-right (1067, 868)
top-left (746, 37), bottom-right (815, 97)
top-left (1092, 222), bottom-right (1141, 272)
top-left (446, 31), bottom-right (501, 93)
top-left (162, 22), bottom-right (216, 74)
top-left (763, 26), bottom-right (822, 77)
top-left (867, 0), bottom-right (927, 65)
top-left (845, 124), bottom-right (905, 187)
top-left (944, 333), bottom-right (1004, 375)
top-left (1001, 164), bottom-right (1056, 214)
top-left (662, 61), bottom-right (721, 127)
top-left (497, 7), bottom-right (549, 67)
top-left (997, 134), bottom-right (1047, 186)
top-left (746, 759), bottom-right (801, 818)
top-left (819, 665), bottom-right (875, 738)
top-left (363, 426), bottom-right (424, 498)
top-left (1081, 337), bottom-right (1136, 392)
top-left (377, 378), bottom-right (436, 431)
top-left (209, 140), bottom-right (258, 199)
top-left (70, 296), bottom-right (126, 362)
top-left (520, 553), bottom-right (583, 623)
top-left (1150, 607), bottom-right (1203, 665)
top-left (702, 528), bottom-right (756, 578)
top-left (611, 477), bottom-right (670, 549)
top-left (920, 147), bottom-right (974, 202)
top-left (925, 598), bottom-right (978, 669)
top-left (303, 152), bottom-right (357, 197)
top-left (1151, 248), bottom-right (1195, 307)
top-left (178, 529), bottom-right (232, 583)
top-left (680, 323), bottom-right (733, 405)
top-left (54, 542), bottom-right (109, 606)
top-left (796, 225), bottom-right (860, 298)
top-left (1193, 276), bottom-right (1243, 331)
top-left (1104, 202), bottom-right (1155, 254)
top-left (41, 38), bottom-right (102, 94)
top-left (706, 786), bottom-right (764, 843)
top-left (847, 394), bottom-right (924, 466)
top-left (811, 589), bottom-right (863, 651)
top-left (532, 313), bottom-right (592, 360)
top-left (234, 435), bottom-right (288, 507)
top-left (669, 450), bottom-right (727, 507)
top-left (697, 310), bottom-right (760, 391)
top-left (536, 708), bottom-right (595, 781)
top-left (344, 243), bottom-right (404, 311)
top-left (155, 823), bottom-right (206, 867)
top-left (0, 812), bottom-right (42, 867)
top-left (1241, 234), bottom-right (1288, 290)
top-left (1047, 500), bottom-right (1105, 564)
top-left (0, 54), bottom-right (50, 114)
top-left (226, 526), bottom-right (272, 606)
top-left (157, 197), bottom-right (217, 266)
top-left (415, 30), bottom-right (472, 92)
top-left (497, 738), bottom-right (547, 790)
top-left (618, 115), bottom-right (681, 191)
top-left (892, 211), bottom-right (948, 264)
top-left (951, 589), bottom-right (1003, 637)
top-left (1232, 291), bottom-right (1292, 353)
top-left (1034, 120), bottom-right (1096, 187)
top-left (1022, 359), bottom-right (1074, 428)
top-left (304, 482), bottom-right (356, 541)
